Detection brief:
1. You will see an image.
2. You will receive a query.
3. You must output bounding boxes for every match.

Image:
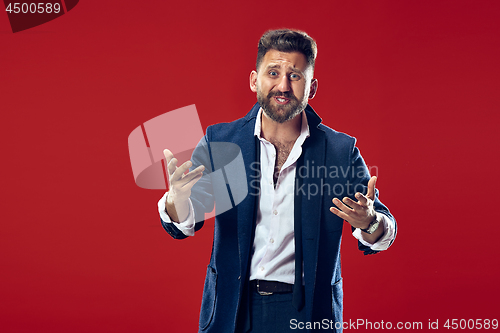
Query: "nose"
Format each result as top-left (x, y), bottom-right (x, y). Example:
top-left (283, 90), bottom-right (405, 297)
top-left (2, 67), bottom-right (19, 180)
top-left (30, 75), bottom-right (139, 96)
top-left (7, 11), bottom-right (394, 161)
top-left (277, 75), bottom-right (291, 92)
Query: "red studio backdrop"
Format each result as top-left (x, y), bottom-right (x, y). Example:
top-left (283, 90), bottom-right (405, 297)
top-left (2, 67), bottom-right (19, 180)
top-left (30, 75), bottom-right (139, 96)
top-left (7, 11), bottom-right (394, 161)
top-left (1, 1), bottom-right (499, 332)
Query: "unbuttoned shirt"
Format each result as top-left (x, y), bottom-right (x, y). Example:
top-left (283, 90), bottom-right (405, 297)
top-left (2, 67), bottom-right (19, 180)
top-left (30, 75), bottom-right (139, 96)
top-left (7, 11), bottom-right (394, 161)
top-left (158, 108), bottom-right (396, 285)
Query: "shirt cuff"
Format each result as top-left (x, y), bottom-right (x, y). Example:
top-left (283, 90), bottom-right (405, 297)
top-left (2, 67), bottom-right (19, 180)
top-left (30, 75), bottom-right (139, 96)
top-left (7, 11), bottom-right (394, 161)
top-left (158, 192), bottom-right (196, 237)
top-left (352, 213), bottom-right (396, 251)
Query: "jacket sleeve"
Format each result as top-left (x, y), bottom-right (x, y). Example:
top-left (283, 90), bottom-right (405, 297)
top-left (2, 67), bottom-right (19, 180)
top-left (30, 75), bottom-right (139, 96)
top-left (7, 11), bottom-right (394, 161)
top-left (160, 135), bottom-right (216, 239)
top-left (348, 144), bottom-right (397, 255)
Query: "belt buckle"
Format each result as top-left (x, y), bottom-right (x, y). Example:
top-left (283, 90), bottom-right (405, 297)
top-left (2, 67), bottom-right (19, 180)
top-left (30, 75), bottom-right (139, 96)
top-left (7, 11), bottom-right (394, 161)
top-left (256, 281), bottom-right (273, 296)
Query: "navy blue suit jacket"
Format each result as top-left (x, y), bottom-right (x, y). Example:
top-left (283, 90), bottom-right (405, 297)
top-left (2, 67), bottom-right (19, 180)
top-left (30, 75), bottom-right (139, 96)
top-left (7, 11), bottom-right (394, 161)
top-left (162, 103), bottom-right (396, 332)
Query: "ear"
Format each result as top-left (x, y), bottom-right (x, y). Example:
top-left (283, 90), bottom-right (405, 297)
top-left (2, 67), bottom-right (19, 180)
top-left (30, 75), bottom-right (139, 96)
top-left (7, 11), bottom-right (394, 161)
top-left (250, 70), bottom-right (258, 93)
top-left (308, 78), bottom-right (318, 99)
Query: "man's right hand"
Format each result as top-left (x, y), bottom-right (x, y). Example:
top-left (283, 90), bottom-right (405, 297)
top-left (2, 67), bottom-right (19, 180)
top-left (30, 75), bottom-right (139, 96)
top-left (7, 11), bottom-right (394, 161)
top-left (164, 149), bottom-right (205, 222)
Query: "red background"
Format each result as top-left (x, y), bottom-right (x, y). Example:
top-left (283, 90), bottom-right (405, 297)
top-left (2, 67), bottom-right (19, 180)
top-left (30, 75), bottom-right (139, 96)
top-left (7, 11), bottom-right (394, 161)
top-left (1, 0), bottom-right (499, 332)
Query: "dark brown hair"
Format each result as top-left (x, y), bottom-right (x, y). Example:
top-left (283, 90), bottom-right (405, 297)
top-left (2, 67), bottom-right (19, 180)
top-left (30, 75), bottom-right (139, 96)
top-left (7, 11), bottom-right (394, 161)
top-left (256, 29), bottom-right (318, 71)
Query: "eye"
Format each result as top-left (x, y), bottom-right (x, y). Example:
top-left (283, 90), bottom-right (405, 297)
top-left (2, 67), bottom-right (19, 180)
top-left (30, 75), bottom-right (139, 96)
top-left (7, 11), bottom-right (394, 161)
top-left (268, 71), bottom-right (278, 77)
top-left (289, 73), bottom-right (301, 81)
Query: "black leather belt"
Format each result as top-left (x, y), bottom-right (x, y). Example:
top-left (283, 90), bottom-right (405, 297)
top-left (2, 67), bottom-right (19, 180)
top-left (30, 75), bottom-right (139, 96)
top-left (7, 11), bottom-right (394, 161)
top-left (250, 280), bottom-right (293, 295)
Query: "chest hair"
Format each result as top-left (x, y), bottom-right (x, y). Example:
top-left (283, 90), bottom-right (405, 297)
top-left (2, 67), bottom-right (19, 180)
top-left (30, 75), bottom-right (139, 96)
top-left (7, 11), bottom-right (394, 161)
top-left (268, 139), bottom-right (294, 185)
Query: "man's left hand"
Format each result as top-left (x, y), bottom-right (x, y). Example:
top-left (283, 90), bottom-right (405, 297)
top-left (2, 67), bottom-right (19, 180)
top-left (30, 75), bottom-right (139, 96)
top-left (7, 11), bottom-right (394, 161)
top-left (329, 176), bottom-right (377, 229)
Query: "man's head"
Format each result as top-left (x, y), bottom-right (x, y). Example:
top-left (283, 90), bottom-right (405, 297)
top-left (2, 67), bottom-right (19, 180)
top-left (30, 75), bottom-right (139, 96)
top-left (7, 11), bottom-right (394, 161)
top-left (250, 29), bottom-right (318, 123)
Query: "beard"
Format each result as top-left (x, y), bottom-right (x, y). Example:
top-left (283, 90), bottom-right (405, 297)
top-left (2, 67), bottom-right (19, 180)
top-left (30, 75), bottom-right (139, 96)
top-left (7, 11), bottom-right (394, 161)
top-left (257, 89), bottom-right (308, 124)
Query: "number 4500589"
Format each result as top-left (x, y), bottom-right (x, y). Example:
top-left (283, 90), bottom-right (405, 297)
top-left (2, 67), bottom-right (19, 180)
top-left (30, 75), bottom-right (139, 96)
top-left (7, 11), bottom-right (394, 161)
top-left (5, 3), bottom-right (61, 14)
top-left (444, 319), bottom-right (498, 330)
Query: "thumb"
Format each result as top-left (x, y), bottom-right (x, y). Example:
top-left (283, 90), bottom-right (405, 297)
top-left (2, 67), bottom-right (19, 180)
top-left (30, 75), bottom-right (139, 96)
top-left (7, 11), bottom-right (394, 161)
top-left (163, 149), bottom-right (173, 163)
top-left (366, 176), bottom-right (377, 200)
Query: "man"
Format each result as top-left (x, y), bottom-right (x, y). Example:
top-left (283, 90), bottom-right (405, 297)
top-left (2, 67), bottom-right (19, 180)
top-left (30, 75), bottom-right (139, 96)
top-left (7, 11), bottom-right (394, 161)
top-left (158, 29), bottom-right (396, 332)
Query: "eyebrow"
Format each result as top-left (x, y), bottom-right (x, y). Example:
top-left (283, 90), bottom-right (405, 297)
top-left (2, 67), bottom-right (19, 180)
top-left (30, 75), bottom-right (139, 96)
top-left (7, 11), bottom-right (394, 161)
top-left (265, 64), bottom-right (305, 76)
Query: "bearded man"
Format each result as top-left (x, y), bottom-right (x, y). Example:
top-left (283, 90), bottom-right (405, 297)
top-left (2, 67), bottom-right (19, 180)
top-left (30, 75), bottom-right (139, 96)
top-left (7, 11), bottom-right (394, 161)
top-left (158, 29), bottom-right (397, 333)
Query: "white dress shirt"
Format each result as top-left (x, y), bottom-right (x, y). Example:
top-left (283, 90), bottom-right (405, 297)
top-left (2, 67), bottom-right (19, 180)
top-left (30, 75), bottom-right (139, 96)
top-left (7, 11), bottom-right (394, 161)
top-left (158, 108), bottom-right (396, 284)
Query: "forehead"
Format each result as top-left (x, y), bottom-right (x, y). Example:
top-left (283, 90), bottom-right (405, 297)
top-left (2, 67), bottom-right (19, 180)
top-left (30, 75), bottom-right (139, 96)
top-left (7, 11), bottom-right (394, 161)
top-left (259, 49), bottom-right (309, 73)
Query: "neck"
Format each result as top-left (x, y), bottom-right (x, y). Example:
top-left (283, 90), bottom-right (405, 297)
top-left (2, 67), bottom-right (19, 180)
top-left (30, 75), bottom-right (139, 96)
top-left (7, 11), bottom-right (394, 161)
top-left (261, 110), bottom-right (302, 143)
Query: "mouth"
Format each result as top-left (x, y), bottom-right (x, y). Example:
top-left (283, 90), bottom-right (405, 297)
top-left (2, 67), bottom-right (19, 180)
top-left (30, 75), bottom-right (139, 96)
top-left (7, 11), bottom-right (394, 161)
top-left (273, 96), bottom-right (290, 105)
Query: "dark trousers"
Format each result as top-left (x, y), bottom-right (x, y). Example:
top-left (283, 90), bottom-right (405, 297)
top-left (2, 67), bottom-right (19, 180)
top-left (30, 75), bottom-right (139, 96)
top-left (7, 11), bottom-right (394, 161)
top-left (237, 290), bottom-right (308, 333)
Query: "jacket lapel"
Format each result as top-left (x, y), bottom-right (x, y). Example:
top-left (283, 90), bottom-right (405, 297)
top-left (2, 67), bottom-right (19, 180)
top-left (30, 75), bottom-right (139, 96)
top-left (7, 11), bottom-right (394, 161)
top-left (232, 104), bottom-right (260, 277)
top-left (299, 105), bottom-right (326, 311)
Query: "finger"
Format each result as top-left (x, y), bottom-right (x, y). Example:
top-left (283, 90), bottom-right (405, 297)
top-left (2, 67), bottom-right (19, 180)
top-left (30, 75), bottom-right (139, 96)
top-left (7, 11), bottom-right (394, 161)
top-left (171, 160), bottom-right (192, 181)
top-left (177, 165), bottom-right (205, 187)
top-left (329, 206), bottom-right (351, 221)
top-left (355, 192), bottom-right (368, 206)
top-left (164, 149), bottom-right (177, 176)
top-left (366, 176), bottom-right (377, 201)
top-left (190, 164), bottom-right (205, 174)
top-left (167, 157), bottom-right (178, 177)
top-left (332, 198), bottom-right (354, 214)
top-left (163, 149), bottom-right (173, 164)
top-left (181, 170), bottom-right (204, 188)
top-left (342, 196), bottom-right (363, 210)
